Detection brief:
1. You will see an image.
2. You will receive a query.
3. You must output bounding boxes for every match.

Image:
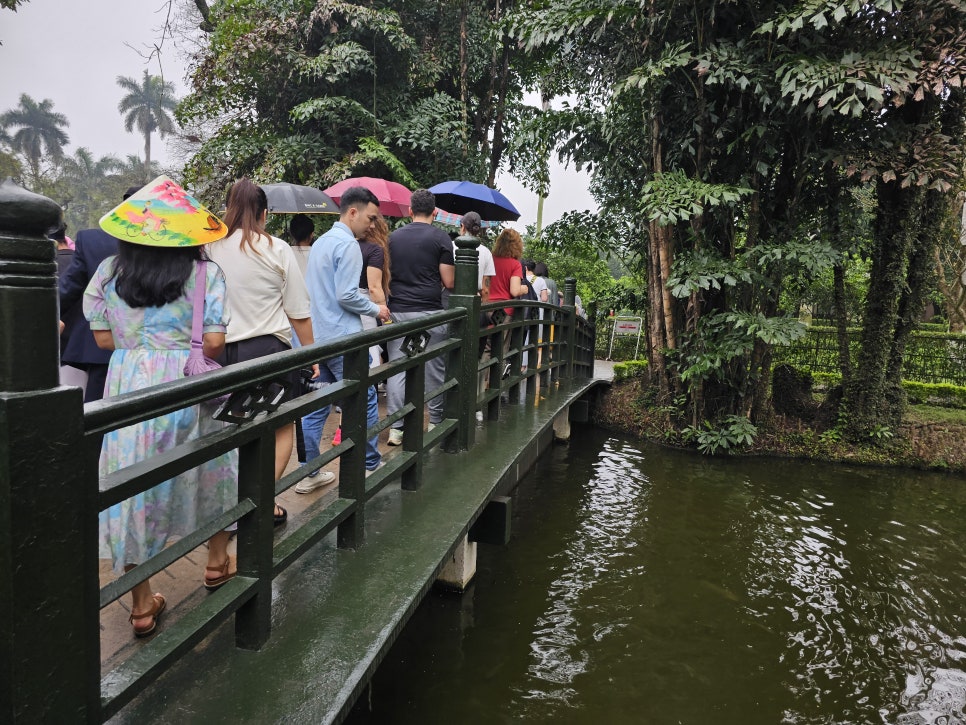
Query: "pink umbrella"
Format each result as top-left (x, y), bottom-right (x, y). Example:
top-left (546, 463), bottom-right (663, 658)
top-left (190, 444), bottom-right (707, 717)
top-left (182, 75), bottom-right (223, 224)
top-left (324, 177), bottom-right (412, 218)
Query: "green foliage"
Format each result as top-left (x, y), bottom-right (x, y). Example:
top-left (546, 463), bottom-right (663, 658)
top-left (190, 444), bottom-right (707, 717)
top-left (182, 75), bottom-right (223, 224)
top-left (683, 415), bottom-right (758, 455)
top-left (641, 171), bottom-right (753, 227)
top-left (525, 210), bottom-right (622, 304)
top-left (673, 313), bottom-right (805, 384)
top-left (613, 359), bottom-right (648, 381)
top-left (181, 0), bottom-right (529, 201)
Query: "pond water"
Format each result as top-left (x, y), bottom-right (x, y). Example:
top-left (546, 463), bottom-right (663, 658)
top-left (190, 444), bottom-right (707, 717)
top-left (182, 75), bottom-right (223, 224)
top-left (347, 428), bottom-right (966, 724)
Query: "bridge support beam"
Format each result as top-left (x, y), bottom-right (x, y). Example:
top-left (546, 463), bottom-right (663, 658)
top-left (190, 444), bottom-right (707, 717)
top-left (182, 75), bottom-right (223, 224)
top-left (553, 407), bottom-right (572, 441)
top-left (436, 536), bottom-right (478, 592)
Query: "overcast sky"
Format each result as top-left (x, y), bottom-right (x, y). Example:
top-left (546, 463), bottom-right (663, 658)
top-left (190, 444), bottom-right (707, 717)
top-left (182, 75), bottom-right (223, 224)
top-left (0, 0), bottom-right (597, 230)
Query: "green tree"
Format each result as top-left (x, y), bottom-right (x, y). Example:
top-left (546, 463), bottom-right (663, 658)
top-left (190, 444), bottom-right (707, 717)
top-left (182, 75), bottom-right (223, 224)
top-left (0, 149), bottom-right (21, 180)
top-left (512, 0), bottom-right (966, 439)
top-left (117, 70), bottom-right (178, 178)
top-left (0, 93), bottom-right (69, 185)
top-left (58, 147), bottom-right (124, 231)
top-left (178, 0), bottom-right (529, 204)
top-left (524, 211), bottom-right (621, 306)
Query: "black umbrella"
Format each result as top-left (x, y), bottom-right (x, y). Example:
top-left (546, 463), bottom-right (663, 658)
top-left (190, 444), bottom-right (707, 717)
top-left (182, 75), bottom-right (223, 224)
top-left (260, 183), bottom-right (339, 214)
top-left (428, 180), bottom-right (521, 222)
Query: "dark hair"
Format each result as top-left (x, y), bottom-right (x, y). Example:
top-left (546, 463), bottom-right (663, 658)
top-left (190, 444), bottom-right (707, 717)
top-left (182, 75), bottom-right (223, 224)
top-left (47, 221), bottom-right (66, 242)
top-left (533, 262), bottom-right (549, 277)
top-left (409, 189), bottom-right (435, 216)
top-left (224, 178), bottom-right (270, 254)
top-left (112, 241), bottom-right (201, 308)
top-left (461, 211), bottom-right (483, 236)
top-left (123, 185), bottom-right (142, 200)
top-left (340, 186), bottom-right (380, 212)
top-left (524, 259), bottom-right (536, 272)
top-left (289, 213), bottom-right (314, 244)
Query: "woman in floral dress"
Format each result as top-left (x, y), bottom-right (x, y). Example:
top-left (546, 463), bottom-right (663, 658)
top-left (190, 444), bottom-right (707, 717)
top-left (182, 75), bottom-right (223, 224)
top-left (85, 240), bottom-right (237, 637)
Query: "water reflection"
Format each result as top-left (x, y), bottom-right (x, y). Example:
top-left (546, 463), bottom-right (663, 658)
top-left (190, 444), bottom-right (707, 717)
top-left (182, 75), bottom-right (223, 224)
top-left (348, 431), bottom-right (966, 725)
top-left (520, 440), bottom-right (649, 707)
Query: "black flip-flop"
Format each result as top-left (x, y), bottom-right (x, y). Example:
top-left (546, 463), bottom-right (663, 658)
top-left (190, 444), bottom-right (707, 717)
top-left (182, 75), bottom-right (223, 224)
top-left (274, 504), bottom-right (287, 527)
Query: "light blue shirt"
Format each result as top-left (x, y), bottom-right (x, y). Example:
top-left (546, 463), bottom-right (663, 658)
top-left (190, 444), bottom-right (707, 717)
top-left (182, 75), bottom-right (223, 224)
top-left (306, 221), bottom-right (380, 343)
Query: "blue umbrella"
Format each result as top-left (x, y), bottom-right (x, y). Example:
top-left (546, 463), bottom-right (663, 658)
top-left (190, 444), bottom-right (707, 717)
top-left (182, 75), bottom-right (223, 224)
top-left (428, 180), bottom-right (521, 222)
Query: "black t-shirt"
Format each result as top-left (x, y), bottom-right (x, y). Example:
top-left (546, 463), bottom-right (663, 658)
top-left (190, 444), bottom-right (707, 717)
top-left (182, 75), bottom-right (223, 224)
top-left (358, 240), bottom-right (384, 289)
top-left (387, 222), bottom-right (454, 311)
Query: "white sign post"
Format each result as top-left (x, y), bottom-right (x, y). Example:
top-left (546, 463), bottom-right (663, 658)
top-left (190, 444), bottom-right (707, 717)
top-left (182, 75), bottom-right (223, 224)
top-left (607, 316), bottom-right (644, 360)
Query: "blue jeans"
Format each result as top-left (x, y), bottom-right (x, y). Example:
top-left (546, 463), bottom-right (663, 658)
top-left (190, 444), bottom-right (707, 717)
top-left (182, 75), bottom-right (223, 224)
top-left (301, 354), bottom-right (381, 471)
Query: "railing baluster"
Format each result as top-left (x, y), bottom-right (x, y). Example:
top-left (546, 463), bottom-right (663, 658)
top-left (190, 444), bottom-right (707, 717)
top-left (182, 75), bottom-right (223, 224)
top-left (337, 347), bottom-right (369, 548)
top-left (234, 431), bottom-right (276, 650)
top-left (400, 356), bottom-right (427, 490)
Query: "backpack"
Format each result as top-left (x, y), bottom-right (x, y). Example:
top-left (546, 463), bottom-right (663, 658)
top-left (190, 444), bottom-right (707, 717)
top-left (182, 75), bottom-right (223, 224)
top-left (520, 263), bottom-right (538, 319)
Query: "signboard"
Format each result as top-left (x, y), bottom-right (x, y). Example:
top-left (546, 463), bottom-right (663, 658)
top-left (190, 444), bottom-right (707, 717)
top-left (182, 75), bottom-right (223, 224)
top-left (614, 319), bottom-right (642, 336)
top-left (607, 316), bottom-right (644, 360)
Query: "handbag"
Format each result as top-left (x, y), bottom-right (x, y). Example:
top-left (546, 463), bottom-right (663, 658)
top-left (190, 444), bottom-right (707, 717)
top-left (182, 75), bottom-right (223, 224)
top-left (183, 261), bottom-right (229, 403)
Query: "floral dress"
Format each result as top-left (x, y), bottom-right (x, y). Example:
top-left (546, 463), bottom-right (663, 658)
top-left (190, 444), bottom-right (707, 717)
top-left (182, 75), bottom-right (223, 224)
top-left (84, 258), bottom-right (237, 574)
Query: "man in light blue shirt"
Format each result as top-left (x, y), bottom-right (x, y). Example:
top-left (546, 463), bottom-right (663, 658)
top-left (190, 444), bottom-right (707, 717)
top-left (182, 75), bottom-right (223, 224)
top-left (296, 187), bottom-right (391, 492)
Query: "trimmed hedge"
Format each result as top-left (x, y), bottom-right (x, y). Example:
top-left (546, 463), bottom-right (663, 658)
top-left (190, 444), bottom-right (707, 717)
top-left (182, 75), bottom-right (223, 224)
top-left (806, 370), bottom-right (966, 409)
top-left (613, 359), bottom-right (649, 381)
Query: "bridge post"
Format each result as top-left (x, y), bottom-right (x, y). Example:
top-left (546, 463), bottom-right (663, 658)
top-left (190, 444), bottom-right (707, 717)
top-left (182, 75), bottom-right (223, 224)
top-left (445, 234), bottom-right (481, 452)
top-left (0, 179), bottom-right (98, 721)
top-left (562, 277), bottom-right (578, 380)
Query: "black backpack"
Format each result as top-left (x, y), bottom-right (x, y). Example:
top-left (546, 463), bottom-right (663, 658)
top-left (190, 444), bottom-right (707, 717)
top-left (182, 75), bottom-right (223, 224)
top-left (520, 262), bottom-right (538, 318)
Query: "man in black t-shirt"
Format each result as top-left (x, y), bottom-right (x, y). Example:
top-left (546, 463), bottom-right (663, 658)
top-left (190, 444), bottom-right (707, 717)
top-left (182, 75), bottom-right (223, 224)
top-left (385, 189), bottom-right (455, 445)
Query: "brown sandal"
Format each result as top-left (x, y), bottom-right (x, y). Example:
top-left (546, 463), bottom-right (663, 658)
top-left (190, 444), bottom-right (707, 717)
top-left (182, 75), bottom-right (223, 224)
top-left (204, 557), bottom-right (236, 591)
top-left (129, 594), bottom-right (166, 638)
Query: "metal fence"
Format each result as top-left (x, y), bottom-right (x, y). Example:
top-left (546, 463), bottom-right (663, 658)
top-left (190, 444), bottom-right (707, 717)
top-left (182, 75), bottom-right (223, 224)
top-left (773, 326), bottom-right (966, 386)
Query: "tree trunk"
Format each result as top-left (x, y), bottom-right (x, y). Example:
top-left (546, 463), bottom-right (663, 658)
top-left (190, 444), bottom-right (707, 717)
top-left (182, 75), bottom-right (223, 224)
top-left (144, 131), bottom-right (151, 179)
top-left (832, 262), bottom-right (851, 380)
top-left (485, 37), bottom-right (512, 187)
top-left (843, 180), bottom-right (920, 437)
top-left (883, 187), bottom-right (944, 421)
top-left (458, 0), bottom-right (469, 159)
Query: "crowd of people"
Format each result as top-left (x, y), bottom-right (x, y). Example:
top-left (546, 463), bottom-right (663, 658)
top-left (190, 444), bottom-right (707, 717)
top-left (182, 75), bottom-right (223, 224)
top-left (55, 182), bottom-right (566, 639)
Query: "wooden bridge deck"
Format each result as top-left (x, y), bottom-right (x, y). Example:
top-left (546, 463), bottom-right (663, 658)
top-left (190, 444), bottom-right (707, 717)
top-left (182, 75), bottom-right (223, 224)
top-left (110, 374), bottom-right (609, 724)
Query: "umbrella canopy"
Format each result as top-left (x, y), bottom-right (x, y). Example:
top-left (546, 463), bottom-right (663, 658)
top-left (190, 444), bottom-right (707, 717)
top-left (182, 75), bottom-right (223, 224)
top-left (428, 180), bottom-right (520, 222)
top-left (99, 175), bottom-right (227, 247)
top-left (433, 209), bottom-right (501, 228)
top-left (324, 177), bottom-right (412, 218)
top-left (261, 182), bottom-right (339, 214)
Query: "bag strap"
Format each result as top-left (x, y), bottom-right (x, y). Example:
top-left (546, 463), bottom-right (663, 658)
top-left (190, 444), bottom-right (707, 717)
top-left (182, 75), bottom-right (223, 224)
top-left (190, 261), bottom-right (207, 352)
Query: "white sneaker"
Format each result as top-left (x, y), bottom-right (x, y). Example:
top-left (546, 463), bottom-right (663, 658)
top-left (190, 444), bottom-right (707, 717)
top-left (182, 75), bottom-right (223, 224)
top-left (365, 462), bottom-right (385, 478)
top-left (387, 429), bottom-right (403, 446)
top-left (294, 470), bottom-right (336, 494)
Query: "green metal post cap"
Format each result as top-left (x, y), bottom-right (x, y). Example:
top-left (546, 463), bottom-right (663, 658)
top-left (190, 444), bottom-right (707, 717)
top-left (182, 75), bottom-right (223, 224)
top-left (0, 177), bottom-right (63, 236)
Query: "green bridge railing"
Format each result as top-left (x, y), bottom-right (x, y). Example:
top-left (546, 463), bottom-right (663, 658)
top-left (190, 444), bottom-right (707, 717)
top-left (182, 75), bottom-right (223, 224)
top-left (0, 180), bottom-right (595, 723)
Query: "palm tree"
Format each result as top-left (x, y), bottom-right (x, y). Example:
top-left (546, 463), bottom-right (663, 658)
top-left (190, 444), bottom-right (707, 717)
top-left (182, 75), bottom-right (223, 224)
top-left (116, 71), bottom-right (178, 178)
top-left (60, 147), bottom-right (123, 230)
top-left (0, 93), bottom-right (70, 183)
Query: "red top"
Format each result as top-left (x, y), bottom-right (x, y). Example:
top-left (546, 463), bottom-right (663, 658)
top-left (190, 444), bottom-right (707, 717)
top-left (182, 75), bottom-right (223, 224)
top-left (490, 256), bottom-right (522, 315)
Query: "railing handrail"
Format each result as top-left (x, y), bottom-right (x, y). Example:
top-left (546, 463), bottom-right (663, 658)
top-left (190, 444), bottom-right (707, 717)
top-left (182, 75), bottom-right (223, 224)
top-left (83, 307), bottom-right (466, 435)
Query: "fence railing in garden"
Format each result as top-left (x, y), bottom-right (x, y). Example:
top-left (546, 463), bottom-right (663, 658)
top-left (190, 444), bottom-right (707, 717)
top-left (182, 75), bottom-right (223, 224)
top-left (774, 327), bottom-right (966, 387)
